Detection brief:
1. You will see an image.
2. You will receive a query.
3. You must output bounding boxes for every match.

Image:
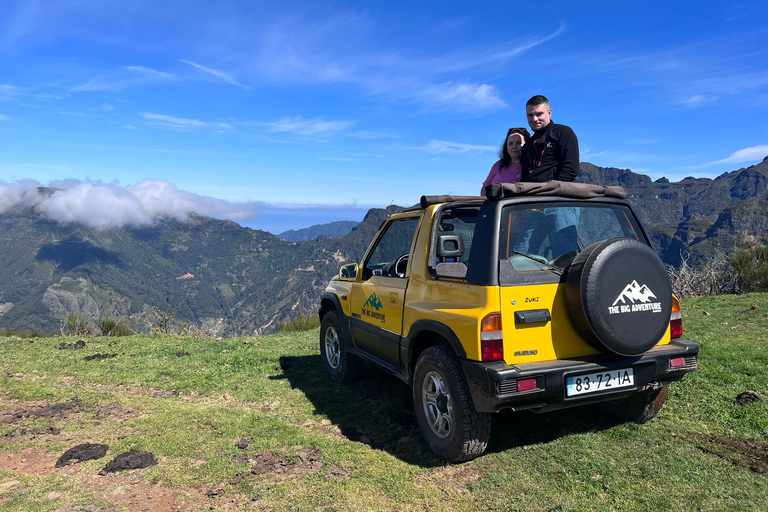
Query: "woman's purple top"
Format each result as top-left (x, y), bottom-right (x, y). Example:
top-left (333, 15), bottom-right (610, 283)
top-left (482, 160), bottom-right (522, 191)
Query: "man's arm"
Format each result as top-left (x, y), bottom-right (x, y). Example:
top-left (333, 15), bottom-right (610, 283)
top-left (555, 125), bottom-right (580, 182)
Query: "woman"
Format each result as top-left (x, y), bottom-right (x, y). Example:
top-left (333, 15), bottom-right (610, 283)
top-left (481, 127), bottom-right (531, 193)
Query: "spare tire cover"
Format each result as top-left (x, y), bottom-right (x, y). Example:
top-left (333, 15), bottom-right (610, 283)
top-left (565, 238), bottom-right (672, 356)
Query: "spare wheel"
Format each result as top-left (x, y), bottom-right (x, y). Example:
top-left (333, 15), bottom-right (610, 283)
top-left (565, 238), bottom-right (672, 356)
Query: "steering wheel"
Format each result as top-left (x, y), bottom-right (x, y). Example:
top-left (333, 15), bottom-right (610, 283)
top-left (386, 253), bottom-right (410, 277)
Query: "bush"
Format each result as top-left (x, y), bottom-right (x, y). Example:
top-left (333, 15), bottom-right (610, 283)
top-left (66, 314), bottom-right (93, 337)
top-left (98, 316), bottom-right (133, 337)
top-left (731, 245), bottom-right (768, 292)
top-left (279, 309), bottom-right (320, 332)
top-left (669, 250), bottom-right (735, 297)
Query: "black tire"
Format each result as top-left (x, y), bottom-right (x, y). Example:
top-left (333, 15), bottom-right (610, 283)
top-left (565, 238), bottom-right (673, 356)
top-left (320, 311), bottom-right (362, 383)
top-left (413, 346), bottom-right (491, 462)
top-left (596, 385), bottom-right (668, 423)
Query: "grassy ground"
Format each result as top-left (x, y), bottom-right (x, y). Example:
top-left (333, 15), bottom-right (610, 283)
top-left (0, 293), bottom-right (766, 511)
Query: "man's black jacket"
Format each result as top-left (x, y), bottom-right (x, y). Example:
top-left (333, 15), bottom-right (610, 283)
top-left (521, 121), bottom-right (579, 182)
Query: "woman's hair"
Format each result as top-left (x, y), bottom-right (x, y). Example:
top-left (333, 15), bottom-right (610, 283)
top-left (499, 127), bottom-right (531, 168)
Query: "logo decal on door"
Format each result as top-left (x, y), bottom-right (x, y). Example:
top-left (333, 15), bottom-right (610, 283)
top-left (362, 293), bottom-right (386, 322)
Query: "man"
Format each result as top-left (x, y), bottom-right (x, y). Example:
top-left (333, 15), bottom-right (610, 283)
top-left (521, 95), bottom-right (579, 182)
top-left (515, 95), bottom-right (580, 257)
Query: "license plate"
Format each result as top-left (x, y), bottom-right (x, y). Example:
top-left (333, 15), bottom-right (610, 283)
top-left (566, 368), bottom-right (634, 397)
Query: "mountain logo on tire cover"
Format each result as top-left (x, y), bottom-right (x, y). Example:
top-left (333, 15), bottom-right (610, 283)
top-left (608, 280), bottom-right (662, 315)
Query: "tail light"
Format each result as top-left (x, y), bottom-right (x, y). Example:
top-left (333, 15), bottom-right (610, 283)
top-left (670, 296), bottom-right (683, 339)
top-left (481, 312), bottom-right (504, 362)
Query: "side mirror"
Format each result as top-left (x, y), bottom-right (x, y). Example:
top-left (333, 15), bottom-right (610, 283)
top-left (339, 263), bottom-right (359, 280)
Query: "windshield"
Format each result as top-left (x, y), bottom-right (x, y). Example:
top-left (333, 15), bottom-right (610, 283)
top-left (499, 203), bottom-right (643, 272)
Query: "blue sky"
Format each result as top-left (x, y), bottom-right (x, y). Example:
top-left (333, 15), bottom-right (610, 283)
top-left (1, 1), bottom-right (767, 233)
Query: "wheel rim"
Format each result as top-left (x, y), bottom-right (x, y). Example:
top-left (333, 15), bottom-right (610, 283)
top-left (324, 326), bottom-right (341, 369)
top-left (422, 370), bottom-right (453, 439)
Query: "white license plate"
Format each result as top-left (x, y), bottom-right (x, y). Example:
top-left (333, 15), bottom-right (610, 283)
top-left (566, 368), bottom-right (634, 397)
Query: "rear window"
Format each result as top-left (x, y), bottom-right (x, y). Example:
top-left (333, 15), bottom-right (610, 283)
top-left (428, 205), bottom-right (481, 279)
top-left (499, 203), bottom-right (643, 272)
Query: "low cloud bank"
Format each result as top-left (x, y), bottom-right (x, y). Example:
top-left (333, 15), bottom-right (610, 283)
top-left (0, 179), bottom-right (260, 230)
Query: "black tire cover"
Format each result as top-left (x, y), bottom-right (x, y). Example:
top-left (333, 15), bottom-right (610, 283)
top-left (564, 238), bottom-right (673, 356)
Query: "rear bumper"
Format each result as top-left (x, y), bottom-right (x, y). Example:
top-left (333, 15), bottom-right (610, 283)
top-left (461, 338), bottom-right (699, 413)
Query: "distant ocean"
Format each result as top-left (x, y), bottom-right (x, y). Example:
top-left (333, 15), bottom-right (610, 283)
top-left (242, 204), bottom-right (374, 234)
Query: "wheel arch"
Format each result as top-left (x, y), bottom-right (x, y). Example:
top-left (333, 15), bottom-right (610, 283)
top-left (319, 292), bottom-right (343, 322)
top-left (405, 320), bottom-right (466, 385)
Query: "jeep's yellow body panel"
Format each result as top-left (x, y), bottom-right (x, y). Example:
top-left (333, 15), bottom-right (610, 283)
top-left (327, 202), bottom-right (673, 366)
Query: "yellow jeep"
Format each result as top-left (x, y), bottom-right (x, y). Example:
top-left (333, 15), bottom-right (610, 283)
top-left (319, 182), bottom-right (698, 462)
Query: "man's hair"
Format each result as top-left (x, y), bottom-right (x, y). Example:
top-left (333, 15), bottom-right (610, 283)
top-left (526, 95), bottom-right (550, 108)
top-left (499, 127), bottom-right (531, 169)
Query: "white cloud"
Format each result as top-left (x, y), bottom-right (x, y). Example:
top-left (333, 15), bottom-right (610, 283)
top-left (139, 112), bottom-right (232, 131)
top-left (419, 140), bottom-right (497, 154)
top-left (0, 178), bottom-right (261, 230)
top-left (180, 60), bottom-right (249, 88)
top-left (262, 116), bottom-right (356, 138)
top-left (71, 66), bottom-right (175, 92)
top-left (87, 103), bottom-right (115, 112)
top-left (713, 145), bottom-right (768, 165)
top-left (348, 129), bottom-right (399, 140)
top-left (420, 82), bottom-right (506, 111)
top-left (125, 65), bottom-right (174, 79)
top-left (0, 114), bottom-right (9, 121)
top-left (682, 94), bottom-right (719, 108)
top-left (0, 84), bottom-right (23, 101)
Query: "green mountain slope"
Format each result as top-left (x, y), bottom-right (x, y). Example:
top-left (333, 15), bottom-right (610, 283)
top-left (0, 206), bottom-right (401, 335)
top-left (2, 157), bottom-right (767, 335)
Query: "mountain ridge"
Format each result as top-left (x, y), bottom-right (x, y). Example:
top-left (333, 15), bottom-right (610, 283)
top-left (1, 160), bottom-right (767, 335)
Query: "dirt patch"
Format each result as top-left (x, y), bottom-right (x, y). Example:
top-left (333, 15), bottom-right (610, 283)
top-left (51, 506), bottom-right (111, 512)
top-left (0, 448), bottom-right (196, 511)
top-left (693, 434), bottom-right (768, 473)
top-left (735, 391), bottom-right (764, 405)
top-left (56, 444), bottom-right (109, 468)
top-left (84, 353), bottom-right (118, 361)
top-left (153, 390), bottom-right (180, 399)
top-left (417, 464), bottom-right (481, 501)
top-left (175, 352), bottom-right (190, 358)
top-left (227, 446), bottom-right (351, 489)
top-left (99, 451), bottom-right (158, 475)
top-left (59, 340), bottom-right (87, 350)
top-left (0, 398), bottom-right (85, 426)
top-left (4, 425), bottom-right (61, 438)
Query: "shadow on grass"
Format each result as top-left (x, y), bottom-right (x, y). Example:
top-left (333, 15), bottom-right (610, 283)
top-left (277, 355), bottom-right (625, 466)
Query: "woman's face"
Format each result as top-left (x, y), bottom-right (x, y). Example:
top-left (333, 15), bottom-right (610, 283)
top-left (506, 133), bottom-right (525, 162)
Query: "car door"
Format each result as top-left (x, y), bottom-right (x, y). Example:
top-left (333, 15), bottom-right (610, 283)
top-left (350, 216), bottom-right (420, 369)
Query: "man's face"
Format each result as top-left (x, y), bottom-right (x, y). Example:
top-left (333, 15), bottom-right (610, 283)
top-left (526, 103), bottom-right (552, 131)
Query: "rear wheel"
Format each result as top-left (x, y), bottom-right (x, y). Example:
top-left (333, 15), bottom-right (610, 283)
top-left (320, 311), bottom-right (362, 383)
top-left (596, 385), bottom-right (668, 423)
top-left (413, 346), bottom-right (491, 462)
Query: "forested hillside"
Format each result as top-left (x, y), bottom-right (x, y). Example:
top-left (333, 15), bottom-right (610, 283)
top-left (1, 157), bottom-right (767, 335)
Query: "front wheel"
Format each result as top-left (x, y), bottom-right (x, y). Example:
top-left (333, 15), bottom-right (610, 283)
top-left (320, 311), bottom-right (362, 383)
top-left (413, 346), bottom-right (491, 462)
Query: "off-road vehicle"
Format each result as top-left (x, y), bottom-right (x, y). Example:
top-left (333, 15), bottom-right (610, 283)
top-left (319, 181), bottom-right (698, 462)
